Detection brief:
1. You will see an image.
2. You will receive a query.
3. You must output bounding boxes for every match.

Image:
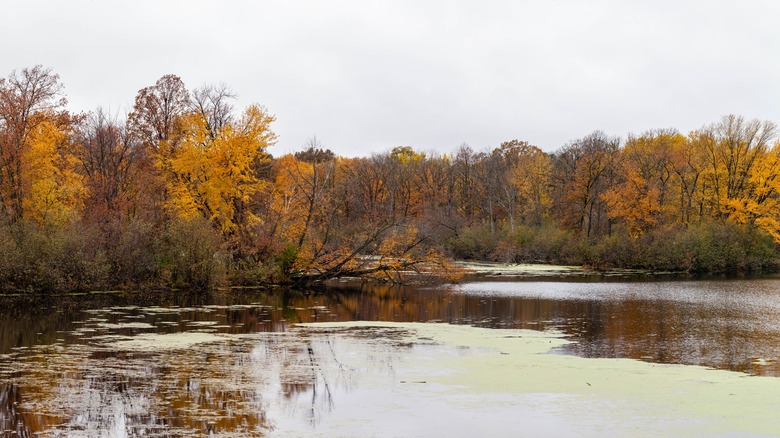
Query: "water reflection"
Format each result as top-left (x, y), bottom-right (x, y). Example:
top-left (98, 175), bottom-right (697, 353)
top-left (2, 278), bottom-right (780, 435)
top-left (456, 280), bottom-right (780, 375)
top-left (1, 319), bottom-right (414, 436)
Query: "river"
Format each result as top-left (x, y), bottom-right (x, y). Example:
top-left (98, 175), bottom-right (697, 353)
top-left (2, 276), bottom-right (780, 436)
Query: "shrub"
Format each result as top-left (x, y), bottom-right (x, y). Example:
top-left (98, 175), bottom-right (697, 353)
top-left (446, 223), bottom-right (502, 260)
top-left (228, 258), bottom-right (280, 285)
top-left (158, 217), bottom-right (227, 289)
top-left (472, 219), bottom-right (778, 274)
top-left (595, 221), bottom-right (777, 273)
top-left (493, 224), bottom-right (578, 264)
top-left (0, 221), bottom-right (111, 294)
top-left (110, 218), bottom-right (161, 286)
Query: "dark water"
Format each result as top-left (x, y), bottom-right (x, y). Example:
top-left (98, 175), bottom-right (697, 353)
top-left (2, 278), bottom-right (780, 436)
top-left (455, 278), bottom-right (780, 375)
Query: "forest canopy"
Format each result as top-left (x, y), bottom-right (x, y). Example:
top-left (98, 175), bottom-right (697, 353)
top-left (1, 66), bottom-right (778, 293)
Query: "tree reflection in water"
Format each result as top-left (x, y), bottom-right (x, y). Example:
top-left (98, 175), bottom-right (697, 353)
top-left (0, 312), bottom-right (411, 436)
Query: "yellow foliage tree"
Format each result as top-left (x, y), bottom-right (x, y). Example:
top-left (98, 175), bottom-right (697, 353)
top-left (163, 104), bottom-right (275, 236)
top-left (22, 118), bottom-right (85, 227)
top-left (698, 115), bottom-right (776, 218)
top-left (725, 142), bottom-right (780, 242)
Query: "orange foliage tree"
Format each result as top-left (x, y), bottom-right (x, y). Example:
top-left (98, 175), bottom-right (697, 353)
top-left (602, 130), bottom-right (681, 236)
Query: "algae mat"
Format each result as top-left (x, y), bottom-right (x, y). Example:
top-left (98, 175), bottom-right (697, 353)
top-left (289, 322), bottom-right (780, 437)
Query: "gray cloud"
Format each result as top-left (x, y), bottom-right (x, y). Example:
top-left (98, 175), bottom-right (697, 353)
top-left (3, 0), bottom-right (779, 156)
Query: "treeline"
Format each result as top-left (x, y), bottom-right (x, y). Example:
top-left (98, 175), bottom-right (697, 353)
top-left (1, 66), bottom-right (778, 292)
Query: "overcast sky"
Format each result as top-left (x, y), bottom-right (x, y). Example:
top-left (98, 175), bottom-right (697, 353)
top-left (2, 0), bottom-right (779, 156)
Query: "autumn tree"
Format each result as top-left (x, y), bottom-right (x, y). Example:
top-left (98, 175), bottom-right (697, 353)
top-left (163, 104), bottom-right (276, 256)
top-left (77, 109), bottom-right (143, 224)
top-left (0, 66), bottom-right (68, 223)
top-left (21, 116), bottom-right (85, 228)
top-left (128, 74), bottom-right (190, 150)
top-left (740, 142), bottom-right (780, 241)
top-left (551, 131), bottom-right (619, 238)
top-left (692, 116), bottom-right (780, 242)
top-left (125, 74), bottom-right (193, 226)
top-left (294, 139), bottom-right (335, 163)
top-left (270, 147), bottom-right (461, 285)
top-left (451, 144), bottom-right (479, 223)
top-left (491, 139), bottom-right (549, 231)
top-left (670, 131), bottom-right (708, 224)
top-left (469, 149), bottom-right (500, 234)
top-left (412, 152), bottom-right (458, 240)
top-left (700, 115), bottom-right (777, 219)
top-left (270, 155), bottom-right (312, 250)
top-left (128, 77), bottom-right (274, 254)
top-left (509, 143), bottom-right (552, 226)
top-left (337, 155), bottom-right (390, 224)
top-left (268, 138), bottom-right (337, 276)
top-left (602, 130), bottom-right (680, 236)
top-left (386, 146), bottom-right (425, 221)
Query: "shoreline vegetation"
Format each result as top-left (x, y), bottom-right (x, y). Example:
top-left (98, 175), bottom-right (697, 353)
top-left (1, 66), bottom-right (780, 294)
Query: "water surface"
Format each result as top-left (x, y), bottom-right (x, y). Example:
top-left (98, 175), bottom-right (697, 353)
top-left (2, 277), bottom-right (780, 435)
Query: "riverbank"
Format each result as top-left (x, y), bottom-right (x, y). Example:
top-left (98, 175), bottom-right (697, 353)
top-left (3, 216), bottom-right (779, 295)
top-left (455, 261), bottom-right (672, 278)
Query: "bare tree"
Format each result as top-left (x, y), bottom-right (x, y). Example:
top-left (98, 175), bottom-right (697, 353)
top-left (190, 83), bottom-right (236, 136)
top-left (77, 108), bottom-right (142, 220)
